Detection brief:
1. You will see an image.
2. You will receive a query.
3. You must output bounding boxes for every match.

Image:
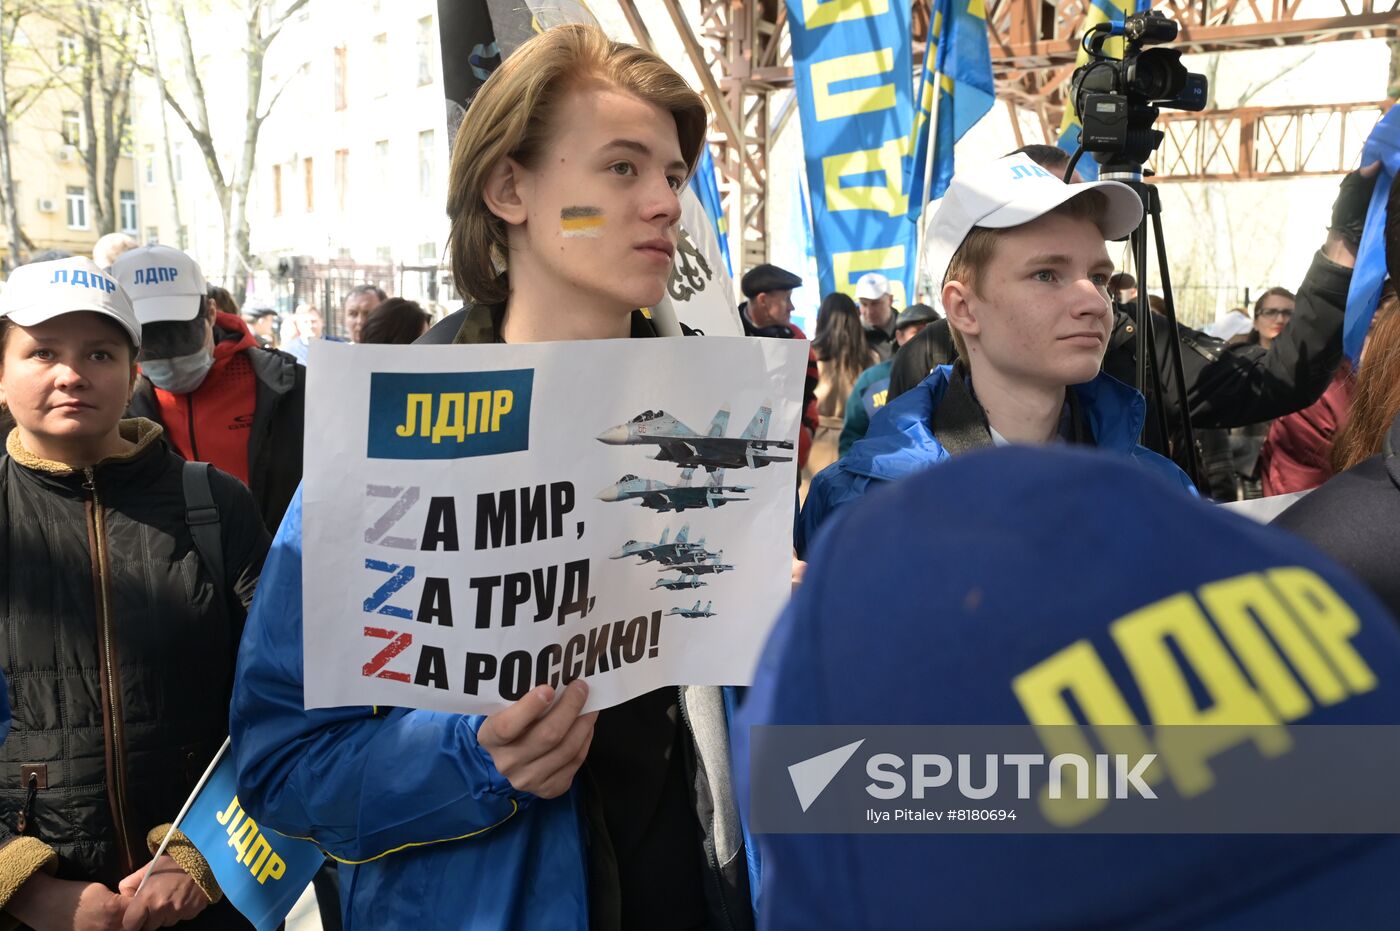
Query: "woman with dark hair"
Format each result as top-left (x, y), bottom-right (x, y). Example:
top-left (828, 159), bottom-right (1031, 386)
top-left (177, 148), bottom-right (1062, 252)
top-left (1228, 286), bottom-right (1295, 349)
top-left (807, 292), bottom-right (875, 478)
top-left (0, 257), bottom-right (267, 929)
top-left (1275, 290), bottom-right (1400, 617)
top-left (357, 297), bottom-right (432, 345)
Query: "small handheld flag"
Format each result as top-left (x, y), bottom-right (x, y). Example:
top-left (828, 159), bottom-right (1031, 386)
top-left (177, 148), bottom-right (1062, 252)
top-left (143, 739), bottom-right (326, 931)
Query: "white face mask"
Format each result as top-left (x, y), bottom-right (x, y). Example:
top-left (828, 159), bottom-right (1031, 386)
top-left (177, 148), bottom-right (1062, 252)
top-left (142, 348), bottom-right (214, 394)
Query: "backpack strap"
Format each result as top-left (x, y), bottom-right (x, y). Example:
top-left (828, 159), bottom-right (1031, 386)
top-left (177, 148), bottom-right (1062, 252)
top-left (182, 461), bottom-right (225, 603)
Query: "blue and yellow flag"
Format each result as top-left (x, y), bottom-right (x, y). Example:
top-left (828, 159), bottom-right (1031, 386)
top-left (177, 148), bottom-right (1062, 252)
top-left (689, 147), bottom-right (732, 276)
top-left (178, 752), bottom-right (325, 930)
top-left (787, 0), bottom-right (917, 305)
top-left (906, 0), bottom-right (997, 214)
top-left (1056, 0), bottom-right (1152, 180)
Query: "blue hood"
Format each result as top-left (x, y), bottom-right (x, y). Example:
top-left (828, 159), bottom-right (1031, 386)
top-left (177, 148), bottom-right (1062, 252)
top-left (841, 365), bottom-right (1149, 480)
top-left (798, 366), bottom-right (1193, 556)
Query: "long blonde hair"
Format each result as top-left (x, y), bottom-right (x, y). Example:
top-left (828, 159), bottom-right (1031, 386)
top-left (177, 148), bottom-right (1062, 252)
top-left (446, 24), bottom-right (707, 304)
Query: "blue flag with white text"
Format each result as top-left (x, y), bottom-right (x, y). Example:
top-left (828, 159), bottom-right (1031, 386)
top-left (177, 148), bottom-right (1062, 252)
top-left (178, 753), bottom-right (325, 931)
top-left (905, 0), bottom-right (996, 214)
top-left (1056, 0), bottom-right (1151, 181)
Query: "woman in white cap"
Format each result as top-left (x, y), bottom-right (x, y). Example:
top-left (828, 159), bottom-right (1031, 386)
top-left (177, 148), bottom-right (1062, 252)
top-left (0, 257), bottom-right (267, 930)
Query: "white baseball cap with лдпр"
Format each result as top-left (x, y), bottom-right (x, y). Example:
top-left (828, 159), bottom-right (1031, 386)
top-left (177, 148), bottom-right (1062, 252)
top-left (0, 256), bottom-right (142, 348)
top-left (110, 243), bottom-right (209, 325)
top-left (924, 153), bottom-right (1143, 292)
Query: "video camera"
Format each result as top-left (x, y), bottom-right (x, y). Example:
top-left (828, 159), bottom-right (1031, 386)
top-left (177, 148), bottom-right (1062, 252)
top-left (1069, 11), bottom-right (1208, 170)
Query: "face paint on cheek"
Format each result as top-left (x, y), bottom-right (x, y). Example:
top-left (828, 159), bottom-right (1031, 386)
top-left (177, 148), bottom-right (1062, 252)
top-left (560, 206), bottom-right (605, 239)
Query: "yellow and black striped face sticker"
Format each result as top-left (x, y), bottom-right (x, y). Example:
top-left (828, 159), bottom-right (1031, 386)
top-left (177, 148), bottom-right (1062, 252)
top-left (560, 206), bottom-right (605, 238)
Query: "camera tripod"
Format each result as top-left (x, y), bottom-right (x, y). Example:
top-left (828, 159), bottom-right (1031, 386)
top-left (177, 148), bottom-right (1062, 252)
top-left (1098, 163), bottom-right (1203, 487)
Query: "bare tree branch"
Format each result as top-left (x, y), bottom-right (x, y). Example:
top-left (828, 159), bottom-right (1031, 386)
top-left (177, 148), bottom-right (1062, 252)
top-left (262, 0), bottom-right (310, 49)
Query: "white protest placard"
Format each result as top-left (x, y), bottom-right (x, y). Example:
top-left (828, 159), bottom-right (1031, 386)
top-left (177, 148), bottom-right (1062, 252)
top-left (303, 337), bottom-right (805, 714)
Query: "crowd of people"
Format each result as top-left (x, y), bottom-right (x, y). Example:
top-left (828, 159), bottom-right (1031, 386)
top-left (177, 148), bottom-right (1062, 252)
top-left (0, 19), bottom-right (1398, 931)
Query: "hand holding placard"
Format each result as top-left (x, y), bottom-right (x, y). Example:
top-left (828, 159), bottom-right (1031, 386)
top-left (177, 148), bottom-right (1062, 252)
top-left (478, 680), bottom-right (598, 798)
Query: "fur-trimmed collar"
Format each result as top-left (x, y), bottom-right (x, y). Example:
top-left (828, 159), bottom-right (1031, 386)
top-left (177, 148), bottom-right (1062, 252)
top-left (6, 417), bottom-right (165, 475)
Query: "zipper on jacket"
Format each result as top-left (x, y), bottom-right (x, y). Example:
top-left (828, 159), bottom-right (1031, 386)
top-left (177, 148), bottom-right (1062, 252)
top-left (83, 467), bottom-right (136, 873)
top-left (679, 686), bottom-right (738, 931)
top-left (15, 772), bottom-right (38, 833)
top-left (186, 394), bottom-right (200, 460)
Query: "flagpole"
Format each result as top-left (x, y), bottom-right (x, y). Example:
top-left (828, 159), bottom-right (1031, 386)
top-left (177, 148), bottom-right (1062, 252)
top-left (912, 57), bottom-right (944, 304)
top-left (136, 737), bottom-right (231, 896)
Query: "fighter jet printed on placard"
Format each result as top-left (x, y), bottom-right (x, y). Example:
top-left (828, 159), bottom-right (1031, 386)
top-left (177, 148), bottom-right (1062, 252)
top-left (595, 468), bottom-right (752, 512)
top-left (666, 550), bottom-right (733, 577)
top-left (653, 574), bottom-right (707, 591)
top-left (609, 524), bottom-right (709, 566)
top-left (666, 600), bottom-right (716, 619)
top-left (597, 404), bottom-right (794, 472)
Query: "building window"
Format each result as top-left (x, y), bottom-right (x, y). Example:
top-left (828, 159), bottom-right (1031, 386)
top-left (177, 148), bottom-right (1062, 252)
top-left (372, 34), bottom-right (388, 96)
top-left (416, 16), bottom-right (433, 86)
top-left (374, 139), bottom-right (389, 186)
top-left (173, 142), bottom-right (183, 182)
top-left (61, 110), bottom-right (82, 147)
top-left (418, 130), bottom-right (434, 199)
top-left (144, 226), bottom-right (159, 245)
top-left (333, 45), bottom-right (347, 110)
top-left (376, 245), bottom-right (392, 264)
top-left (418, 241), bottom-right (436, 263)
top-left (303, 157), bottom-right (314, 212)
top-left (57, 33), bottom-right (79, 67)
top-left (272, 164), bottom-right (283, 216)
top-left (143, 144), bottom-right (155, 184)
top-left (119, 190), bottom-right (137, 233)
top-left (335, 149), bottom-right (349, 212)
top-left (66, 186), bottom-right (88, 229)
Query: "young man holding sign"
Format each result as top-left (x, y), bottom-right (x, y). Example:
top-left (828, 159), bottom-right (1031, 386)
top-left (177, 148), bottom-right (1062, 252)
top-left (231, 26), bottom-right (757, 930)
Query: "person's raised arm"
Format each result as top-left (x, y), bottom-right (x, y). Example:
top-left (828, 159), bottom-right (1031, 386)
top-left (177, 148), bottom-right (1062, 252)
top-left (1184, 165), bottom-right (1378, 429)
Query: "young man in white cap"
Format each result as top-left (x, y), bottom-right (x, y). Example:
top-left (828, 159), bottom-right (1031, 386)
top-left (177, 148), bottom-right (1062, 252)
top-left (853, 271), bottom-right (899, 361)
top-left (797, 153), bottom-right (1194, 556)
top-left (113, 244), bottom-right (306, 531)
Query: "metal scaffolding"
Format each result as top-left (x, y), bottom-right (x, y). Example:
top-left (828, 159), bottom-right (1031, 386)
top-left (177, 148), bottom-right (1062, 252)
top-left (627, 0), bottom-right (1399, 278)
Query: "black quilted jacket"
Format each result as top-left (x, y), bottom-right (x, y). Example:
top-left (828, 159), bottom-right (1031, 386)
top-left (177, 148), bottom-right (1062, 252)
top-left (0, 419), bottom-right (267, 926)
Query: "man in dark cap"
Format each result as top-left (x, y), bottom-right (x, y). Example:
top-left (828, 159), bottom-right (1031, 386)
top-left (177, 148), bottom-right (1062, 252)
top-left (738, 263), bottom-right (803, 337)
top-left (738, 263), bottom-right (818, 470)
